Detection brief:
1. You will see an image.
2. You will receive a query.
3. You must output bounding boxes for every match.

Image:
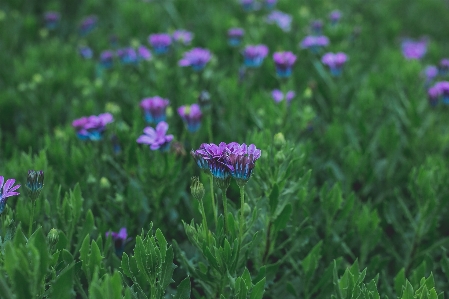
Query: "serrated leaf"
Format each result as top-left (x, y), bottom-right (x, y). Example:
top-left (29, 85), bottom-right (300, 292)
top-left (395, 268), bottom-right (406, 297)
top-left (250, 277), bottom-right (265, 299)
top-left (89, 241), bottom-right (103, 278)
top-left (121, 252), bottom-right (133, 278)
top-left (160, 246), bottom-right (175, 290)
top-left (156, 228), bottom-right (167, 261)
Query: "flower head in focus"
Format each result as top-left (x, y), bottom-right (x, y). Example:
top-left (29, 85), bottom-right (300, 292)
top-left (178, 104), bottom-right (203, 132)
top-left (136, 121), bottom-right (174, 151)
top-left (72, 113), bottom-right (114, 141)
top-left (242, 44), bottom-right (269, 68)
top-left (226, 143), bottom-right (261, 186)
top-left (140, 96), bottom-right (170, 124)
top-left (148, 33), bottom-right (172, 54)
top-left (178, 48), bottom-right (211, 71)
top-left (273, 51), bottom-right (297, 78)
top-left (0, 176), bottom-right (20, 215)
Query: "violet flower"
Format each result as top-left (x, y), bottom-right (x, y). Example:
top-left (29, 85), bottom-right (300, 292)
top-left (178, 104), bottom-right (203, 132)
top-left (178, 48), bottom-right (211, 71)
top-left (427, 85), bottom-right (441, 107)
top-left (140, 96), bottom-right (170, 124)
top-left (136, 121), bottom-right (174, 151)
top-left (435, 81), bottom-right (449, 104)
top-left (439, 58), bottom-right (449, 76)
top-left (329, 10), bottom-right (342, 25)
top-left (72, 113), bottom-right (114, 141)
top-left (321, 52), bottom-right (348, 76)
top-left (266, 10), bottom-right (292, 32)
top-left (79, 15), bottom-right (98, 36)
top-left (401, 38), bottom-right (427, 60)
top-left (228, 28), bottom-right (244, 47)
top-left (242, 44), bottom-right (269, 68)
top-left (226, 143), bottom-right (261, 186)
top-left (138, 46), bottom-right (152, 61)
top-left (423, 65), bottom-right (438, 82)
top-left (0, 176), bottom-right (21, 215)
top-left (106, 227), bottom-right (128, 257)
top-left (272, 89), bottom-right (295, 104)
top-left (172, 30), bottom-right (193, 45)
top-left (265, 0), bottom-right (277, 9)
top-left (273, 51), bottom-right (297, 78)
top-left (300, 35), bottom-right (329, 53)
top-left (100, 50), bottom-right (114, 69)
top-left (148, 33), bottom-right (172, 54)
top-left (79, 46), bottom-right (93, 59)
top-left (310, 20), bottom-right (323, 35)
top-left (44, 11), bottom-right (60, 30)
top-left (117, 47), bottom-right (138, 65)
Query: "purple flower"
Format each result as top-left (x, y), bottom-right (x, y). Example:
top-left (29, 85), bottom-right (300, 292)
top-left (178, 104), bottom-right (203, 132)
top-left (0, 176), bottom-right (21, 215)
top-left (423, 65), bottom-right (438, 81)
top-left (310, 20), bottom-right (323, 35)
top-left (148, 33), bottom-right (172, 54)
top-left (79, 46), bottom-right (93, 59)
top-left (137, 121), bottom-right (174, 151)
top-left (79, 15), bottom-right (98, 36)
top-left (138, 46), bottom-right (152, 61)
top-left (427, 85), bottom-right (441, 107)
top-left (226, 143), bottom-right (261, 186)
top-left (401, 38), bottom-right (427, 60)
top-left (266, 10), bottom-right (292, 32)
top-left (72, 113), bottom-right (114, 141)
top-left (100, 50), bottom-right (114, 69)
top-left (44, 11), bottom-right (60, 29)
top-left (106, 227), bottom-right (128, 256)
top-left (272, 89), bottom-right (295, 104)
top-left (140, 96), bottom-right (170, 124)
top-left (300, 35), bottom-right (330, 53)
top-left (228, 28), bottom-right (245, 47)
top-left (439, 58), bottom-right (449, 75)
top-left (329, 10), bottom-right (342, 25)
top-left (178, 48), bottom-right (211, 71)
top-left (117, 47), bottom-right (138, 65)
top-left (273, 51), bottom-right (297, 78)
top-left (242, 44), bottom-right (269, 68)
top-left (172, 30), bottom-right (193, 45)
top-left (435, 81), bottom-right (449, 104)
top-left (321, 52), bottom-right (348, 76)
top-left (265, 0), bottom-right (277, 9)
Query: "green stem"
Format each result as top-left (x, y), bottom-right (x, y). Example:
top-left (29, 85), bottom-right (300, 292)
top-left (222, 188), bottom-right (228, 234)
top-left (207, 113), bottom-right (213, 143)
top-left (199, 200), bottom-right (209, 243)
top-left (239, 186), bottom-right (245, 243)
top-left (29, 201), bottom-right (35, 237)
top-left (209, 175), bottom-right (218, 228)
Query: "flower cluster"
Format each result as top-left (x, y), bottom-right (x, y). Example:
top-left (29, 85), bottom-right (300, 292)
top-left (266, 10), bottom-right (292, 32)
top-left (272, 90), bottom-right (295, 104)
top-left (242, 45), bottom-right (269, 68)
top-left (321, 52), bottom-right (348, 76)
top-left (140, 96), bottom-right (170, 124)
top-left (178, 48), bottom-right (212, 71)
top-left (137, 121), bottom-right (174, 151)
top-left (273, 51), bottom-right (297, 78)
top-left (148, 33), bottom-right (172, 54)
top-left (0, 176), bottom-right (20, 215)
top-left (178, 104), bottom-right (203, 132)
top-left (401, 38), bottom-right (427, 60)
top-left (427, 81), bottom-right (449, 106)
top-left (191, 142), bottom-right (261, 187)
top-left (72, 113), bottom-right (114, 141)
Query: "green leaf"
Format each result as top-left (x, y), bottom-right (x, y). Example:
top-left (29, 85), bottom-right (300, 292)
top-left (121, 252), bottom-right (133, 278)
top-left (273, 203), bottom-right (292, 233)
top-left (0, 274), bottom-right (15, 299)
top-left (401, 280), bottom-right (414, 299)
top-left (160, 246), bottom-right (175, 290)
top-left (173, 277), bottom-right (191, 299)
top-left (302, 241), bottom-right (323, 279)
top-left (88, 240), bottom-right (103, 278)
top-left (269, 184), bottom-right (279, 216)
top-left (134, 236), bottom-right (152, 284)
top-left (395, 268), bottom-right (406, 297)
top-left (156, 228), bottom-right (167, 261)
top-left (80, 234), bottom-right (90, 278)
top-left (250, 277), bottom-right (265, 299)
top-left (51, 263), bottom-right (75, 299)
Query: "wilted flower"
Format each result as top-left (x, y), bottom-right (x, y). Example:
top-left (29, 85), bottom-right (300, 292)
top-left (25, 170), bottom-right (44, 200)
top-left (172, 30), bottom-right (193, 45)
top-left (44, 11), bottom-right (60, 30)
top-left (140, 96), bottom-right (170, 124)
top-left (137, 121), bottom-right (174, 151)
top-left (106, 227), bottom-right (128, 257)
top-left (0, 176), bottom-right (20, 215)
top-left (439, 58), bottom-right (449, 76)
top-left (79, 46), bottom-right (93, 59)
top-left (242, 44), bottom-right (269, 68)
top-left (321, 52), bottom-right (348, 76)
top-left (178, 104), bottom-right (203, 132)
top-left (300, 35), bottom-right (329, 53)
top-left (310, 20), bottom-right (323, 35)
top-left (79, 15), bottom-right (98, 36)
top-left (272, 89), bottom-right (295, 104)
top-left (72, 113), bottom-right (114, 141)
top-left (148, 33), bottom-right (172, 54)
top-left (329, 10), bottom-right (342, 25)
top-left (100, 50), bottom-right (114, 69)
top-left (228, 28), bottom-right (244, 47)
top-left (266, 10), bottom-right (292, 32)
top-left (401, 38), bottom-right (427, 60)
top-left (273, 51), bottom-right (297, 78)
top-left (178, 48), bottom-right (211, 71)
top-left (137, 46), bottom-right (152, 61)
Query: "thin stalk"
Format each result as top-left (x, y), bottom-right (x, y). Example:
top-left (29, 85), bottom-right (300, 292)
top-left (239, 186), bottom-right (245, 242)
top-left (222, 188), bottom-right (228, 234)
top-left (199, 200), bottom-right (209, 243)
top-left (29, 201), bottom-right (35, 237)
top-left (209, 175), bottom-right (218, 228)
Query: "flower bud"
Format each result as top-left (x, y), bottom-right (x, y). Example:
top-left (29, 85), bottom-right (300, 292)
top-left (274, 151), bottom-right (286, 164)
top-left (273, 132), bottom-right (286, 149)
top-left (100, 177), bottom-right (111, 189)
top-left (190, 177), bottom-right (205, 201)
top-left (47, 228), bottom-right (59, 245)
top-left (26, 170), bottom-right (44, 200)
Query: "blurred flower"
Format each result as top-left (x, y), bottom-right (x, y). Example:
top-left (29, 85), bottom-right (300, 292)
top-left (273, 51), bottom-right (297, 78)
top-left (172, 29), bottom-right (193, 45)
top-left (423, 65), bottom-right (438, 83)
top-left (171, 141), bottom-right (186, 156)
top-left (272, 89), bottom-right (295, 104)
top-left (321, 52), bottom-right (348, 76)
top-left (109, 35), bottom-right (119, 48)
top-left (140, 96), bottom-right (170, 124)
top-left (136, 121), bottom-right (174, 151)
top-left (138, 46), bottom-right (152, 61)
top-left (79, 15), bottom-right (98, 36)
top-left (44, 11), bottom-right (60, 30)
top-left (439, 58), bottom-right (449, 76)
top-left (0, 176), bottom-right (20, 215)
top-left (266, 10), bottom-right (292, 32)
top-left (111, 134), bottom-right (122, 154)
top-left (329, 10), bottom-right (342, 25)
top-left (265, 0), bottom-right (277, 9)
top-left (178, 103), bottom-right (203, 132)
top-left (72, 113), bottom-right (114, 141)
top-left (242, 44), bottom-right (269, 67)
top-left (106, 227), bottom-right (128, 257)
top-left (148, 33), bottom-right (172, 54)
top-left (178, 48), bottom-right (211, 71)
top-left (226, 143), bottom-right (261, 186)
top-left (25, 170), bottom-right (44, 200)
top-left (401, 38), bottom-right (427, 60)
top-left (228, 28), bottom-right (244, 47)
top-left (79, 46), bottom-right (93, 59)
top-left (240, 0), bottom-right (257, 11)
top-left (427, 85), bottom-right (441, 107)
top-left (117, 47), bottom-right (138, 65)
top-left (300, 35), bottom-right (329, 53)
top-left (198, 90), bottom-right (212, 110)
top-left (310, 19), bottom-right (323, 35)
top-left (100, 50), bottom-right (114, 69)
top-left (436, 81), bottom-right (449, 104)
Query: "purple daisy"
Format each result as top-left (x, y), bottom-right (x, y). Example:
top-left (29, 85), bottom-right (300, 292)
top-left (310, 20), bottom-right (323, 35)
top-left (72, 113), bottom-right (114, 141)
top-left (100, 50), bottom-right (114, 69)
top-left (228, 28), bottom-right (245, 47)
top-left (321, 52), bottom-right (348, 76)
top-left (266, 10), bottom-right (292, 32)
top-left (329, 10), bottom-right (342, 25)
top-left (148, 33), bottom-right (172, 54)
top-left (435, 81), bottom-right (449, 104)
top-left (138, 46), bottom-right (152, 61)
top-left (300, 35), bottom-right (330, 53)
top-left (117, 47), bottom-right (138, 65)
top-left (106, 227), bottom-right (128, 256)
top-left (178, 103), bottom-right (203, 132)
top-left (439, 58), bottom-right (449, 76)
top-left (178, 48), bottom-right (211, 71)
top-left (140, 96), bottom-right (170, 124)
top-left (272, 89), bottom-right (295, 104)
top-left (79, 46), bottom-right (93, 59)
top-left (427, 85), bottom-right (441, 107)
top-left (137, 121), bottom-right (174, 151)
top-left (172, 30), bottom-right (194, 45)
top-left (401, 38), bottom-right (427, 60)
top-left (242, 44), bottom-right (269, 68)
top-left (226, 143), bottom-right (261, 186)
top-left (273, 51), bottom-right (297, 78)
top-left (0, 176), bottom-right (21, 215)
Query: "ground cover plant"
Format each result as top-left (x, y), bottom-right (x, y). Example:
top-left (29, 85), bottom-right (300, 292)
top-left (1, 0), bottom-right (449, 298)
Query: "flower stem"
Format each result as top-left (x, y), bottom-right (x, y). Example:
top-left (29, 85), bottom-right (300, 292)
top-left (209, 175), bottom-right (218, 228)
top-left (222, 188), bottom-right (228, 234)
top-left (239, 186), bottom-right (245, 242)
top-left (199, 200), bottom-right (209, 243)
top-left (29, 201), bottom-right (35, 237)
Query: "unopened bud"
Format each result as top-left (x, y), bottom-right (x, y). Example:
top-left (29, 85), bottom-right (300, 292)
top-left (47, 228), bottom-right (59, 245)
top-left (26, 170), bottom-right (44, 200)
top-left (100, 177), bottom-right (111, 189)
top-left (274, 152), bottom-right (286, 164)
top-left (273, 132), bottom-right (286, 149)
top-left (190, 177), bottom-right (205, 201)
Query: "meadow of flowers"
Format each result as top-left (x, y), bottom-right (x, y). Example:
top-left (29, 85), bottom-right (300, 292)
top-left (1, 0), bottom-right (449, 298)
